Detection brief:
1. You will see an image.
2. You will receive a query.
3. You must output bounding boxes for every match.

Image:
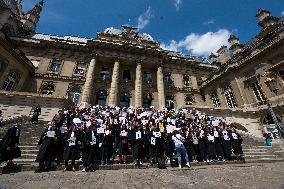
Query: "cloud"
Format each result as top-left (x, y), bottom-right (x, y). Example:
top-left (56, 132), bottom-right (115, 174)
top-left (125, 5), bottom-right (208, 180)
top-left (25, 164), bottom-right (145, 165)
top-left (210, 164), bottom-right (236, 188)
top-left (174, 0), bottom-right (182, 11)
top-left (282, 11), bottom-right (284, 15)
top-left (203, 19), bottom-right (215, 25)
top-left (137, 6), bottom-right (153, 30)
top-left (161, 29), bottom-right (232, 56)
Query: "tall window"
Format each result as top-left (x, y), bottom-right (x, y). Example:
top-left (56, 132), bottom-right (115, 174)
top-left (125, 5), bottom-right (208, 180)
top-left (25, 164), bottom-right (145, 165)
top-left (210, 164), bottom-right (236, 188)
top-left (120, 92), bottom-right (130, 107)
top-left (68, 88), bottom-right (81, 105)
top-left (223, 85), bottom-right (237, 108)
top-left (250, 82), bottom-right (266, 105)
top-left (96, 90), bottom-right (107, 106)
top-left (185, 94), bottom-right (194, 105)
top-left (2, 72), bottom-right (18, 91)
top-left (49, 60), bottom-right (61, 73)
top-left (279, 70), bottom-right (284, 82)
top-left (74, 63), bottom-right (86, 76)
top-left (165, 96), bottom-right (175, 109)
top-left (41, 84), bottom-right (55, 95)
top-left (211, 92), bottom-right (221, 107)
top-left (123, 70), bottom-right (131, 82)
top-left (143, 71), bottom-right (152, 84)
top-left (143, 93), bottom-right (153, 108)
top-left (183, 75), bottom-right (190, 87)
top-left (164, 73), bottom-right (172, 88)
top-left (100, 67), bottom-right (110, 80)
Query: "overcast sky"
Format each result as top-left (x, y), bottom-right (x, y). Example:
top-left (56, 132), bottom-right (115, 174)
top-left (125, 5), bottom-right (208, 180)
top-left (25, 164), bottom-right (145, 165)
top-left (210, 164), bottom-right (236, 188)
top-left (22, 0), bottom-right (283, 57)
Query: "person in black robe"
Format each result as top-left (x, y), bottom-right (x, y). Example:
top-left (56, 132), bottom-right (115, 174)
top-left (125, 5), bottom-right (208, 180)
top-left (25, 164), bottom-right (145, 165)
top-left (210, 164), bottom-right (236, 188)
top-left (149, 125), bottom-right (158, 165)
top-left (197, 129), bottom-right (207, 162)
top-left (214, 127), bottom-right (224, 161)
top-left (230, 128), bottom-right (243, 159)
top-left (99, 126), bottom-right (113, 165)
top-left (63, 126), bottom-right (79, 171)
top-left (30, 104), bottom-right (41, 124)
top-left (118, 125), bottom-right (129, 164)
top-left (0, 122), bottom-right (22, 166)
top-left (82, 124), bottom-right (97, 172)
top-left (189, 129), bottom-right (199, 163)
top-left (221, 128), bottom-right (232, 160)
top-left (35, 125), bottom-right (59, 173)
top-left (131, 125), bottom-right (144, 166)
top-left (207, 129), bottom-right (216, 162)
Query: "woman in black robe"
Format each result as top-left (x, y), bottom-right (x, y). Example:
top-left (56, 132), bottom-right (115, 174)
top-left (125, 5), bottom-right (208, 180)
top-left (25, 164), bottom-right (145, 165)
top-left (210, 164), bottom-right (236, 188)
top-left (0, 122), bottom-right (21, 165)
top-left (222, 128), bottom-right (232, 160)
top-left (214, 127), bottom-right (224, 161)
top-left (131, 125), bottom-right (144, 166)
top-left (82, 124), bottom-right (97, 172)
top-left (35, 125), bottom-right (59, 173)
top-left (230, 128), bottom-right (243, 159)
top-left (63, 126), bottom-right (79, 171)
top-left (118, 125), bottom-right (129, 164)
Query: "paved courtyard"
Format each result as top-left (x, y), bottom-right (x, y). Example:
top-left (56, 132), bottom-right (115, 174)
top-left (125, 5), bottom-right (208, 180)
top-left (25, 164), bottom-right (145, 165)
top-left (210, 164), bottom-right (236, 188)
top-left (0, 163), bottom-right (283, 189)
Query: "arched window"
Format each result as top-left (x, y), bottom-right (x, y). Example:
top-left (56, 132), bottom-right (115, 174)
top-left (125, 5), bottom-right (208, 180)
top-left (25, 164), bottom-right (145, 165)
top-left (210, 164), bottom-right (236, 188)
top-left (164, 73), bottom-right (172, 87)
top-left (41, 84), bottom-right (55, 95)
top-left (183, 75), bottom-right (190, 87)
top-left (68, 88), bottom-right (81, 105)
top-left (185, 94), bottom-right (194, 105)
top-left (211, 92), bottom-right (221, 107)
top-left (143, 93), bottom-right (153, 108)
top-left (96, 90), bottom-right (107, 106)
top-left (120, 92), bottom-right (130, 107)
top-left (223, 85), bottom-right (237, 108)
top-left (2, 72), bottom-right (19, 91)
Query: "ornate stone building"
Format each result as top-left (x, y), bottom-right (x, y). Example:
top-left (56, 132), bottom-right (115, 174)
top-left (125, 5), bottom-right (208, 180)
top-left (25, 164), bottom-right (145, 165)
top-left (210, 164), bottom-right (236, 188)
top-left (0, 1), bottom-right (283, 136)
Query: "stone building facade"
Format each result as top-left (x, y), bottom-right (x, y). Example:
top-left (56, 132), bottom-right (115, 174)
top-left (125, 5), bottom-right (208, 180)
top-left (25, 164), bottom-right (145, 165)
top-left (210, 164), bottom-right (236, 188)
top-left (0, 1), bottom-right (283, 136)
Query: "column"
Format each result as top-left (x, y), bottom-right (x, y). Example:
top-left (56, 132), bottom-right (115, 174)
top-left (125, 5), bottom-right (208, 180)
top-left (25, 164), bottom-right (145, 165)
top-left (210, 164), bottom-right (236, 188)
top-left (108, 60), bottom-right (120, 106)
top-left (134, 62), bottom-right (142, 107)
top-left (80, 57), bottom-right (96, 108)
top-left (157, 66), bottom-right (165, 109)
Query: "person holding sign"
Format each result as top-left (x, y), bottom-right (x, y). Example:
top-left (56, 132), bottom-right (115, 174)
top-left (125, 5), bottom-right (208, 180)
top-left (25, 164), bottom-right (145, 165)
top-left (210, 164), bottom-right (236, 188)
top-left (35, 124), bottom-right (59, 173)
top-left (82, 124), bottom-right (97, 172)
top-left (119, 126), bottom-right (129, 164)
top-left (172, 130), bottom-right (191, 169)
top-left (63, 126), bottom-right (79, 171)
top-left (132, 125), bottom-right (144, 166)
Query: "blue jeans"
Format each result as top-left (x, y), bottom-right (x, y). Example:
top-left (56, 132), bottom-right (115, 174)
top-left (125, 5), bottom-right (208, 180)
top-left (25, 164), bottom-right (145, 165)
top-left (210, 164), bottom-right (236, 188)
top-left (175, 144), bottom-right (189, 165)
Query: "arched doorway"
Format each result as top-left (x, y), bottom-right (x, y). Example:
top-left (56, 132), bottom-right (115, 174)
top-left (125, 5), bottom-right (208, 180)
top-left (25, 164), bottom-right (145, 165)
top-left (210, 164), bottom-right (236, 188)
top-left (96, 90), bottom-right (107, 106)
top-left (143, 93), bottom-right (152, 108)
top-left (120, 92), bottom-right (130, 107)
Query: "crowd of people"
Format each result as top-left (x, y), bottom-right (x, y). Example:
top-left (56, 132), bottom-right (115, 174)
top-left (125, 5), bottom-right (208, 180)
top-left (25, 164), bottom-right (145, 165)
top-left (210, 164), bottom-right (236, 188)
top-left (0, 105), bottom-right (244, 173)
top-left (33, 106), bottom-right (244, 172)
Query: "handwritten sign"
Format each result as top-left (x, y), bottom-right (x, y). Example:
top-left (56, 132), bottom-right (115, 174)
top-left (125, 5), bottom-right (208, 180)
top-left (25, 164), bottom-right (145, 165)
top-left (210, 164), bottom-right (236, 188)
top-left (136, 131), bottom-right (142, 140)
top-left (69, 137), bottom-right (76, 146)
top-left (97, 128), bottom-right (105, 134)
top-left (151, 137), bottom-right (156, 145)
top-left (47, 131), bottom-right (55, 138)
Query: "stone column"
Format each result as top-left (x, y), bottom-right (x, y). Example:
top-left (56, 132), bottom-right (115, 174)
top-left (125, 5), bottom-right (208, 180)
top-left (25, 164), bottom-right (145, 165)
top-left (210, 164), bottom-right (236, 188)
top-left (157, 66), bottom-right (165, 109)
top-left (80, 57), bottom-right (97, 108)
top-left (134, 62), bottom-right (142, 107)
top-left (108, 60), bottom-right (120, 106)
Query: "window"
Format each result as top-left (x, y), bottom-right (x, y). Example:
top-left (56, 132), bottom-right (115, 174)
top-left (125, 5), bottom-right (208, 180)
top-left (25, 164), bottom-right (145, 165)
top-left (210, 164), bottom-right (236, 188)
top-left (2, 72), bottom-right (19, 91)
top-left (165, 96), bottom-right (175, 109)
top-left (223, 85), bottom-right (237, 108)
top-left (49, 60), bottom-right (61, 73)
top-left (143, 71), bottom-right (152, 84)
top-left (96, 90), bottom-right (107, 106)
top-left (164, 73), bottom-right (172, 88)
top-left (120, 92), bottom-right (131, 107)
top-left (183, 75), bottom-right (190, 87)
top-left (211, 92), bottom-right (221, 107)
top-left (143, 93), bottom-right (152, 108)
top-left (279, 70), bottom-right (284, 81)
top-left (41, 84), bottom-right (55, 95)
top-left (185, 94), bottom-right (194, 105)
top-left (74, 63), bottom-right (86, 76)
top-left (250, 82), bottom-right (266, 105)
top-left (68, 88), bottom-right (81, 105)
top-left (123, 69), bottom-right (131, 82)
top-left (100, 67), bottom-right (110, 80)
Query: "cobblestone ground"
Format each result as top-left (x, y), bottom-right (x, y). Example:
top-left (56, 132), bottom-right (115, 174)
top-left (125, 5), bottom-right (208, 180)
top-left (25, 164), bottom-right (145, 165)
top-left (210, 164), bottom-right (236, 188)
top-left (0, 163), bottom-right (284, 189)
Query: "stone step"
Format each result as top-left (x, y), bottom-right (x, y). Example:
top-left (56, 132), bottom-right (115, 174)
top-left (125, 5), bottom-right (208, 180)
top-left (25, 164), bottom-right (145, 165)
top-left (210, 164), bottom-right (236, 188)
top-left (244, 155), bottom-right (277, 159)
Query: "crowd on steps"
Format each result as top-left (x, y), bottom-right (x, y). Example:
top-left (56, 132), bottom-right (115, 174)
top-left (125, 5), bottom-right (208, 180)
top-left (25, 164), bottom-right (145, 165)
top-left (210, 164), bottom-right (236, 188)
top-left (0, 105), bottom-right (244, 173)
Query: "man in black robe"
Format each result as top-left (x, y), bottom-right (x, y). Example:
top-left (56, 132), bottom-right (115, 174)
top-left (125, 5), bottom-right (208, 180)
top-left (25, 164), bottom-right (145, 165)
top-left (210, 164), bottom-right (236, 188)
top-left (0, 122), bottom-right (22, 166)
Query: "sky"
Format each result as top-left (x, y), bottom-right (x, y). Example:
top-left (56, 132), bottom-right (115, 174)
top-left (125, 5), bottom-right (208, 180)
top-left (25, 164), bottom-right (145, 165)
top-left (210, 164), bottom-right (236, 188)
top-left (22, 0), bottom-right (284, 58)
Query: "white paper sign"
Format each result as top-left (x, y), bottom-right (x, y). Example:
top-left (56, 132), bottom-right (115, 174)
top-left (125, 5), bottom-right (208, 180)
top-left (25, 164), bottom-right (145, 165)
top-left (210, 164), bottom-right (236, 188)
top-left (154, 132), bottom-right (161, 138)
top-left (60, 127), bottom-right (67, 134)
top-left (136, 131), bottom-right (142, 140)
top-left (151, 137), bottom-right (156, 145)
top-left (47, 131), bottom-right (55, 138)
top-left (105, 130), bottom-right (110, 136)
top-left (97, 128), bottom-right (105, 134)
top-left (90, 133), bottom-right (96, 145)
top-left (121, 130), bottom-right (128, 137)
top-left (214, 131), bottom-right (219, 137)
top-left (69, 137), bottom-right (76, 146)
top-left (99, 143), bottom-right (102, 148)
top-left (208, 135), bottom-right (214, 142)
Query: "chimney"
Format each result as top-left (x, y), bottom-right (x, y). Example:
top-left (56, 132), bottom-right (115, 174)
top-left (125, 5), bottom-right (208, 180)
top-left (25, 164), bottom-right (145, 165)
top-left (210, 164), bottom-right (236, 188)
top-left (209, 53), bottom-right (218, 65)
top-left (217, 46), bottom-right (230, 65)
top-left (256, 9), bottom-right (279, 28)
top-left (228, 35), bottom-right (243, 55)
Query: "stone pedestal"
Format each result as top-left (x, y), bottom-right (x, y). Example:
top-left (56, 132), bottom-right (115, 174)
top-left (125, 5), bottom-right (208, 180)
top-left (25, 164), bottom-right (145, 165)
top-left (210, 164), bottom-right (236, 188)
top-left (134, 62), bottom-right (142, 107)
top-left (108, 60), bottom-right (120, 106)
top-left (80, 58), bottom-right (96, 108)
top-left (157, 66), bottom-right (165, 109)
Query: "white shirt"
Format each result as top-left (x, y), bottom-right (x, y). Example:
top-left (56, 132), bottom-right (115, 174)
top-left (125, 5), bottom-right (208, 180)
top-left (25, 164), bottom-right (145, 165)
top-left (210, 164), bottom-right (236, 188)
top-left (172, 134), bottom-right (184, 146)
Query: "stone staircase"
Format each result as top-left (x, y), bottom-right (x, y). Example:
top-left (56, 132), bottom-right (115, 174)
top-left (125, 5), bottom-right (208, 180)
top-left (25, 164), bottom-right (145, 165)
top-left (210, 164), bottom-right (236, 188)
top-left (1, 120), bottom-right (284, 173)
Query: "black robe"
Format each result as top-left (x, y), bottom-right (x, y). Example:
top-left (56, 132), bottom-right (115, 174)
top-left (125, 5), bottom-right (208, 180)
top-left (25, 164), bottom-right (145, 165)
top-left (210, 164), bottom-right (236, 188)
top-left (36, 130), bottom-right (59, 162)
top-left (82, 128), bottom-right (96, 166)
top-left (0, 126), bottom-right (21, 162)
top-left (63, 131), bottom-right (80, 161)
